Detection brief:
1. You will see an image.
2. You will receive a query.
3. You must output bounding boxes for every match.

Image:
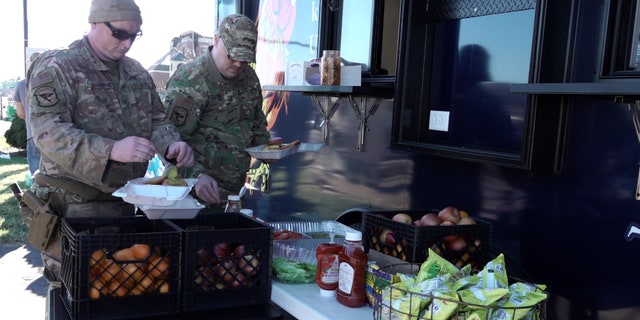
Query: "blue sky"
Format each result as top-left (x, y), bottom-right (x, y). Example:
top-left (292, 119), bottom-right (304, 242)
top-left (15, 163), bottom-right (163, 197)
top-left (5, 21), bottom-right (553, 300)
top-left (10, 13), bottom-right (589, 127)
top-left (1, 0), bottom-right (217, 81)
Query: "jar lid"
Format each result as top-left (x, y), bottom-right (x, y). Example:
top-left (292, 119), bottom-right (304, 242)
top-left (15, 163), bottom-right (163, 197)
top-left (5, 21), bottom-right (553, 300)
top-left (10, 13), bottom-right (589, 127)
top-left (240, 209), bottom-right (254, 217)
top-left (227, 194), bottom-right (240, 201)
top-left (345, 231), bottom-right (362, 241)
top-left (319, 288), bottom-right (336, 297)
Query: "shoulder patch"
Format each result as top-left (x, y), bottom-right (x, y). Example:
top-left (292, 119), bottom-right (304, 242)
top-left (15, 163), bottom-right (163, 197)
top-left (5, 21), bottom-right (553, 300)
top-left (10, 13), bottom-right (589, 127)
top-left (34, 86), bottom-right (59, 107)
top-left (30, 72), bottom-right (54, 88)
top-left (170, 107), bottom-right (188, 127)
top-left (173, 96), bottom-right (194, 109)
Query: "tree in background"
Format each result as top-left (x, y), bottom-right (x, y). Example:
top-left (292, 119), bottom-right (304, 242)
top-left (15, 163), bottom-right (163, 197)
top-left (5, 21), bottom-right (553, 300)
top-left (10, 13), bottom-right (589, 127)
top-left (4, 105), bottom-right (26, 150)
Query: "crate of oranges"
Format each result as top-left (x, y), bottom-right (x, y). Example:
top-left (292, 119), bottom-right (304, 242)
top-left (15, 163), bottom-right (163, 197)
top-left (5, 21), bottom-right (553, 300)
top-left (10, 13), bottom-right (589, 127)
top-left (60, 216), bottom-right (181, 320)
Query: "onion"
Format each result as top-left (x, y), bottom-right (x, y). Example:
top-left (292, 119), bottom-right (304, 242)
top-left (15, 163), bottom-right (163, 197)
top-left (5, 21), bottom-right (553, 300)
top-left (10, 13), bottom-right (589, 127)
top-left (392, 213), bottom-right (413, 224)
top-left (420, 213), bottom-right (443, 226)
top-left (438, 206), bottom-right (461, 224)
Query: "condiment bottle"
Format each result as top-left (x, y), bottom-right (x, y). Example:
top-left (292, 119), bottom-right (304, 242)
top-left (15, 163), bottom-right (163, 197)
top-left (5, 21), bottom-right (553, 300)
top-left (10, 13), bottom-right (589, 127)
top-left (321, 50), bottom-right (341, 85)
top-left (224, 194), bottom-right (242, 213)
top-left (315, 243), bottom-right (343, 297)
top-left (336, 231), bottom-right (367, 307)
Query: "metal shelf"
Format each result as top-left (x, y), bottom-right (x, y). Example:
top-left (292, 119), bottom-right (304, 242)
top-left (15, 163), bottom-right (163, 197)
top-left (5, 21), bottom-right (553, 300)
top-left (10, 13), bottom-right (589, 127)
top-left (511, 82), bottom-right (640, 99)
top-left (262, 85), bottom-right (393, 151)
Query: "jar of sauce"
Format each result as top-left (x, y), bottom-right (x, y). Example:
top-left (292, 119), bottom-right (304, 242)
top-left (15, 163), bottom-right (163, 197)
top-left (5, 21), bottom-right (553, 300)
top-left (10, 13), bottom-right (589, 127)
top-left (315, 243), bottom-right (343, 297)
top-left (224, 194), bottom-right (242, 213)
top-left (336, 231), bottom-right (367, 307)
top-left (321, 50), bottom-right (341, 85)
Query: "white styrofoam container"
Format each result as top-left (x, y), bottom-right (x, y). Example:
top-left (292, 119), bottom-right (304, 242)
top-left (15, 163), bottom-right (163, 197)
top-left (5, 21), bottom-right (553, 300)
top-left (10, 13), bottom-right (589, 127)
top-left (112, 187), bottom-right (177, 207)
top-left (124, 178), bottom-right (198, 200)
top-left (138, 195), bottom-right (205, 219)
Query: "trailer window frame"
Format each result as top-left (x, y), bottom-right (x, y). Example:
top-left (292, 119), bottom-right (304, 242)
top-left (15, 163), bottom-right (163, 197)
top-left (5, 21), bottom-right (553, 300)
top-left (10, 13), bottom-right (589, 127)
top-left (601, 0), bottom-right (640, 77)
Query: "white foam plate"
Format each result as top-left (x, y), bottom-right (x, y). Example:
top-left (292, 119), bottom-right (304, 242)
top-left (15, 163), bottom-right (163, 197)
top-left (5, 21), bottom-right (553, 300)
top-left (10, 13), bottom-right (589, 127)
top-left (112, 187), bottom-right (176, 206)
top-left (138, 195), bottom-right (205, 219)
top-left (123, 178), bottom-right (198, 201)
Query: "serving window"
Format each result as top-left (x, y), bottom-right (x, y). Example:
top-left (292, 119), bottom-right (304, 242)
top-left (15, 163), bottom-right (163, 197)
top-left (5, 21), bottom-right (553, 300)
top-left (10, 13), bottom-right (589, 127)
top-left (392, 0), bottom-right (538, 168)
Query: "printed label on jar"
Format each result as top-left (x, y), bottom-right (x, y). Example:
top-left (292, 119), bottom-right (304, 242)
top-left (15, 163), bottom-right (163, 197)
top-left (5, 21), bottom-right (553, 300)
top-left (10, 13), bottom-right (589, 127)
top-left (319, 254), bottom-right (340, 284)
top-left (338, 261), bottom-right (355, 293)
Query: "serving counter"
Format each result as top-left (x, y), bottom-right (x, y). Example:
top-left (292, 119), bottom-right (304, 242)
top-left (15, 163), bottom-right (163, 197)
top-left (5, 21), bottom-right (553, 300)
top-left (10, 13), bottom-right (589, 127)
top-left (271, 282), bottom-right (374, 320)
top-left (270, 250), bottom-right (406, 320)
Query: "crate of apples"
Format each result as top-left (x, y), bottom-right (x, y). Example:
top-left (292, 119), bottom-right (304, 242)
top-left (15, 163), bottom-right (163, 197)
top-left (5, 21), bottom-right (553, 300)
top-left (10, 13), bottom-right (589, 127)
top-left (364, 207), bottom-right (491, 267)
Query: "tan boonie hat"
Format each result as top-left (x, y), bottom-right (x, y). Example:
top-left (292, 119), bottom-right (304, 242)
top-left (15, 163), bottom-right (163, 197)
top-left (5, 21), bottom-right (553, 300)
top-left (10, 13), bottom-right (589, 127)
top-left (218, 14), bottom-right (258, 63)
top-left (88, 0), bottom-right (142, 24)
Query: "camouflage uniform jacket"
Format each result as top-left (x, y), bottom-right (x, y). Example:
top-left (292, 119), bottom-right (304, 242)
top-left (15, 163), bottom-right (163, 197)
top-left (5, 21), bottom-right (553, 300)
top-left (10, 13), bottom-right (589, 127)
top-left (27, 36), bottom-right (181, 193)
top-left (164, 46), bottom-right (269, 196)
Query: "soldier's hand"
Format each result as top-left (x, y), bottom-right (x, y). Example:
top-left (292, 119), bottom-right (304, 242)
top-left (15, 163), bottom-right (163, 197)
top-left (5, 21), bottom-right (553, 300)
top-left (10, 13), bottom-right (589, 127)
top-left (165, 141), bottom-right (194, 168)
top-left (194, 174), bottom-right (221, 204)
top-left (110, 136), bottom-right (156, 163)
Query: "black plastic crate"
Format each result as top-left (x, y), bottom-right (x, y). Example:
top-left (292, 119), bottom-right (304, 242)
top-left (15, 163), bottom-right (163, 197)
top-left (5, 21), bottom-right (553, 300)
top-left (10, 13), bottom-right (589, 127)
top-left (362, 210), bottom-right (491, 267)
top-left (166, 212), bottom-right (273, 312)
top-left (60, 216), bottom-right (181, 320)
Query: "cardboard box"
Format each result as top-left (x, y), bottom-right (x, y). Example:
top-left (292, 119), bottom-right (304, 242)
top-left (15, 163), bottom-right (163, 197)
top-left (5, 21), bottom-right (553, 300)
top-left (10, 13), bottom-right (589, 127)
top-left (340, 65), bottom-right (362, 86)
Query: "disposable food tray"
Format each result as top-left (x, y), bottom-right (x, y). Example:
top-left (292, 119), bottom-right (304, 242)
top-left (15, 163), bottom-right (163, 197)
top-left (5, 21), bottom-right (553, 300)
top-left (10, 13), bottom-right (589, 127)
top-left (268, 220), bottom-right (358, 239)
top-left (165, 213), bottom-right (273, 312)
top-left (272, 238), bottom-right (347, 265)
top-left (123, 178), bottom-right (198, 201)
top-left (363, 210), bottom-right (491, 267)
top-left (60, 216), bottom-right (182, 320)
top-left (138, 195), bottom-right (205, 219)
top-left (112, 186), bottom-right (176, 207)
top-left (245, 144), bottom-right (299, 160)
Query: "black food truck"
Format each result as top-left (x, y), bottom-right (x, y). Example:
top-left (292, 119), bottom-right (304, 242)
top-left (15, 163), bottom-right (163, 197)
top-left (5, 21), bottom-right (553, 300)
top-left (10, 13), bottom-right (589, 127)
top-left (240, 0), bottom-right (640, 319)
top-left (46, 0), bottom-right (640, 319)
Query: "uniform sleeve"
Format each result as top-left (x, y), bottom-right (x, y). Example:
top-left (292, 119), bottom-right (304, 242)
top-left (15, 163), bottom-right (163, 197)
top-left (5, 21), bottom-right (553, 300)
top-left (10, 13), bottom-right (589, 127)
top-left (250, 80), bottom-right (270, 146)
top-left (28, 57), bottom-right (113, 182)
top-left (164, 75), bottom-right (208, 177)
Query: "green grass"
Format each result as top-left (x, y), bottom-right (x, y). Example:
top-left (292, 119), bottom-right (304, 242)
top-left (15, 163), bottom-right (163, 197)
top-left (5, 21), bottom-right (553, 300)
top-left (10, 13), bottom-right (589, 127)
top-left (0, 124), bottom-right (30, 244)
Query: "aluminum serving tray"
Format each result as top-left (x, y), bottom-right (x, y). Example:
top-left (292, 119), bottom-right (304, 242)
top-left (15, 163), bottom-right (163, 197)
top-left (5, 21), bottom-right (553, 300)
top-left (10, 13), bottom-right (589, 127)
top-left (268, 220), bottom-right (358, 239)
top-left (245, 144), bottom-right (299, 160)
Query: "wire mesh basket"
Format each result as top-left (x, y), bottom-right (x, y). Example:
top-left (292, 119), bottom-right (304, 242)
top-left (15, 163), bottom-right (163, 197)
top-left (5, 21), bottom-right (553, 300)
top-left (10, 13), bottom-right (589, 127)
top-left (372, 263), bottom-right (548, 320)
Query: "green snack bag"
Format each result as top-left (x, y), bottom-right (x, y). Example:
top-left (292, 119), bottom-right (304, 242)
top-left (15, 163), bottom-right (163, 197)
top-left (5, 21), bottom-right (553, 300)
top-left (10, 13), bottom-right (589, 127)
top-left (479, 253), bottom-right (508, 289)
top-left (458, 286), bottom-right (509, 306)
top-left (390, 291), bottom-right (425, 320)
top-left (416, 248), bottom-right (459, 283)
top-left (420, 289), bottom-right (459, 320)
top-left (492, 282), bottom-right (548, 320)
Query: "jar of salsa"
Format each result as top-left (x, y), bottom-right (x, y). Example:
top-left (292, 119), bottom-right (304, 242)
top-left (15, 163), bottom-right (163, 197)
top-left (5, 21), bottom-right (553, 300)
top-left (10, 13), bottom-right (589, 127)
top-left (336, 231), bottom-right (368, 307)
top-left (315, 243), bottom-right (343, 297)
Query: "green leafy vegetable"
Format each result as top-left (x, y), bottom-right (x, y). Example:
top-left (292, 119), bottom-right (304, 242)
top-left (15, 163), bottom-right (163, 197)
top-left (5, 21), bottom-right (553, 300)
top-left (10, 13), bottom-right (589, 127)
top-left (272, 258), bottom-right (316, 284)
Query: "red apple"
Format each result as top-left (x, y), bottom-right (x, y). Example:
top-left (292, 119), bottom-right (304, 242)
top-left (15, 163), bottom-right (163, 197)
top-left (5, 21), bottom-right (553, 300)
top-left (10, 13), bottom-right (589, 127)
top-left (379, 229), bottom-right (396, 245)
top-left (213, 242), bottom-right (231, 258)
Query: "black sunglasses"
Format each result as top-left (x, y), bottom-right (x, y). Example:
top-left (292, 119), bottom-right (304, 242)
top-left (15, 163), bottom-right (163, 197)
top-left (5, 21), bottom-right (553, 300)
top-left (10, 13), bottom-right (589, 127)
top-left (103, 22), bottom-right (142, 41)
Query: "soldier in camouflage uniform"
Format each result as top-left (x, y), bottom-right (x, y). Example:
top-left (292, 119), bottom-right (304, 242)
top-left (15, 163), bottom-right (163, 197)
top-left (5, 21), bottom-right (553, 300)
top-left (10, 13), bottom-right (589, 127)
top-left (26, 0), bottom-right (194, 289)
top-left (164, 14), bottom-right (270, 205)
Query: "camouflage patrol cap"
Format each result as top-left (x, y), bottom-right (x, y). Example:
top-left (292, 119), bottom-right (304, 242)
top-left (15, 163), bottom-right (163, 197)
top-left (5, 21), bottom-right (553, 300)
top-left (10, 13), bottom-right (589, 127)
top-left (88, 0), bottom-right (142, 24)
top-left (218, 14), bottom-right (257, 63)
